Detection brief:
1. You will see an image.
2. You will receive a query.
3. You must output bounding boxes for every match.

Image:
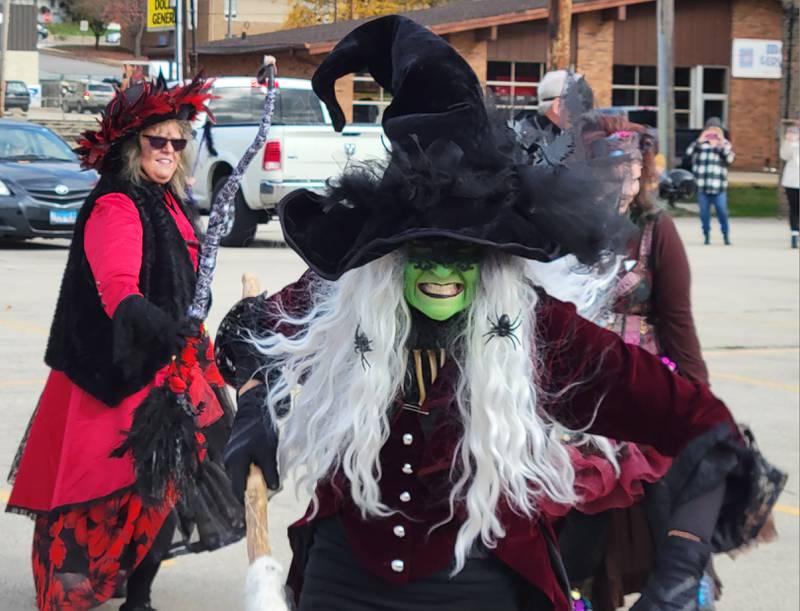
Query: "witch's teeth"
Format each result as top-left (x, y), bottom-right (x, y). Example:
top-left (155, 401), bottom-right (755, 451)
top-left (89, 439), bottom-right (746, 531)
top-left (420, 282), bottom-right (462, 297)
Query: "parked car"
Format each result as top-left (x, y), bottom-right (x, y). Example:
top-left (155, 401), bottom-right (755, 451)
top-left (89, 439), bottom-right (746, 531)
top-left (62, 81), bottom-right (116, 114)
top-left (4, 81), bottom-right (31, 113)
top-left (191, 77), bottom-right (387, 246)
top-left (0, 119), bottom-right (98, 241)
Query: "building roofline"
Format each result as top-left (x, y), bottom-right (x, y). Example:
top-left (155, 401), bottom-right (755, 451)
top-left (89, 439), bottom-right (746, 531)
top-left (198, 0), bottom-right (652, 57)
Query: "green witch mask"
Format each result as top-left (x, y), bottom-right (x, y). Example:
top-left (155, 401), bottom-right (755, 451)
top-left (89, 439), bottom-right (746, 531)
top-left (403, 241), bottom-right (482, 321)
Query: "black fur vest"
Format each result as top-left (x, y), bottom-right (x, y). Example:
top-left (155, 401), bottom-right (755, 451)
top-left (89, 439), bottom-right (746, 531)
top-left (45, 175), bottom-right (197, 405)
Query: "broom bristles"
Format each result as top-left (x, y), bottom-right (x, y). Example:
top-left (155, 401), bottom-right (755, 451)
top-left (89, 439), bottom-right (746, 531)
top-left (245, 555), bottom-right (290, 611)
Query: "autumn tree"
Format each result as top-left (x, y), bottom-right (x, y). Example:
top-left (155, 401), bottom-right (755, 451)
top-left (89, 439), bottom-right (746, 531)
top-left (102, 0), bottom-right (147, 57)
top-left (65, 0), bottom-right (107, 50)
top-left (284, 0), bottom-right (450, 29)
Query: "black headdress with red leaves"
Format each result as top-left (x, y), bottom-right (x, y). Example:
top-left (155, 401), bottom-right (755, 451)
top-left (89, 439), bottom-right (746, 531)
top-left (76, 74), bottom-right (213, 172)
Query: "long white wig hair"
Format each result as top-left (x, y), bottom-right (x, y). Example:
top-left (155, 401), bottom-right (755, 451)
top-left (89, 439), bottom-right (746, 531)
top-left (253, 250), bottom-right (580, 571)
top-left (527, 254), bottom-right (624, 474)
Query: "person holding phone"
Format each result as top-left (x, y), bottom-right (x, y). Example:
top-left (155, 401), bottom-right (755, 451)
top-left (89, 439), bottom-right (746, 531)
top-left (686, 117), bottom-right (735, 245)
top-left (780, 121), bottom-right (799, 249)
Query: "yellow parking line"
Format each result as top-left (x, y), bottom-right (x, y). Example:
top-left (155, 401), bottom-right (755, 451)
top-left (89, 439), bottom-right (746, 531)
top-left (704, 347), bottom-right (799, 357)
top-left (0, 318), bottom-right (49, 337)
top-left (775, 503), bottom-right (800, 517)
top-left (710, 371), bottom-right (800, 393)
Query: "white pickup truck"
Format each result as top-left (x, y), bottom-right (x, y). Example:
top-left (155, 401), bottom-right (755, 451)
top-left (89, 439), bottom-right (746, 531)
top-left (191, 77), bottom-right (387, 246)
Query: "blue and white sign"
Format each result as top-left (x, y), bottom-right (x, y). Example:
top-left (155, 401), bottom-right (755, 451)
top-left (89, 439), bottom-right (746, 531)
top-left (732, 38), bottom-right (782, 79)
top-left (27, 83), bottom-right (42, 109)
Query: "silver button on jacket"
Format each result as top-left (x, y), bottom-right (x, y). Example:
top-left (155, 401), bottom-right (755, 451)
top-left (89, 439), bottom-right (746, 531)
top-left (402, 433), bottom-right (413, 445)
top-left (391, 559), bottom-right (405, 572)
top-left (399, 491), bottom-right (411, 503)
top-left (393, 525), bottom-right (406, 538)
top-left (402, 463), bottom-right (413, 474)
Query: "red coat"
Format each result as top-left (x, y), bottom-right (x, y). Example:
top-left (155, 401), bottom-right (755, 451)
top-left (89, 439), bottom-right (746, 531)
top-left (8, 192), bottom-right (223, 514)
top-left (259, 276), bottom-right (738, 610)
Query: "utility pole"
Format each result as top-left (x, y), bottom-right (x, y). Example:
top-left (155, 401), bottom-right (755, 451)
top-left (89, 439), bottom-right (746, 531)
top-left (0, 0), bottom-right (11, 118)
top-left (333, 0), bottom-right (337, 23)
top-left (174, 0), bottom-right (183, 81)
top-left (656, 0), bottom-right (675, 167)
top-left (182, 0), bottom-right (189, 78)
top-left (226, 0), bottom-right (233, 39)
top-left (189, 0), bottom-right (197, 75)
top-left (547, 0), bottom-right (572, 71)
top-left (348, 0), bottom-right (354, 20)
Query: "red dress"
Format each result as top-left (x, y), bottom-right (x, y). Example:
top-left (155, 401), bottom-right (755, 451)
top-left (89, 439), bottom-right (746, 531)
top-left (8, 192), bottom-right (226, 610)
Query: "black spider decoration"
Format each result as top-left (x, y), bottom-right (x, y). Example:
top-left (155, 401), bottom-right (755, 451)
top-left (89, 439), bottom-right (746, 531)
top-left (354, 325), bottom-right (373, 369)
top-left (484, 313), bottom-right (523, 348)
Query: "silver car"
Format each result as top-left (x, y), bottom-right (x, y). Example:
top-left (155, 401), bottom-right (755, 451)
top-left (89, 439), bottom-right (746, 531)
top-left (63, 82), bottom-right (116, 114)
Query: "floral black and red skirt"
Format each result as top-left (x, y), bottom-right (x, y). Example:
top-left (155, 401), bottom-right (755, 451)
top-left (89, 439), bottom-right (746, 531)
top-left (8, 334), bottom-right (245, 610)
top-left (31, 491), bottom-right (171, 610)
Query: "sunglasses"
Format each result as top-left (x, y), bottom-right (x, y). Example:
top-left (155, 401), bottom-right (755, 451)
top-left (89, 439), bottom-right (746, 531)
top-left (142, 135), bottom-right (188, 152)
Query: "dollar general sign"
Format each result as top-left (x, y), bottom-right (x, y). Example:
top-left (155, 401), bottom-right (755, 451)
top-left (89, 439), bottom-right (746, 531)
top-left (147, 0), bottom-right (175, 31)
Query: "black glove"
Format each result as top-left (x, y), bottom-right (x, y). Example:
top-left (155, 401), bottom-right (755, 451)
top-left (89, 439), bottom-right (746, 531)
top-left (223, 383), bottom-right (279, 502)
top-left (112, 295), bottom-right (184, 377)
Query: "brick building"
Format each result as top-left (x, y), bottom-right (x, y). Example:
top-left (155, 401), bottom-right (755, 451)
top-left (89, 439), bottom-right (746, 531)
top-left (197, 0), bottom-right (796, 170)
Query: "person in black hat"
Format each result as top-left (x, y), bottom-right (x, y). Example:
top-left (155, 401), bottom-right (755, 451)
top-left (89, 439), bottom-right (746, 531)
top-left (7, 76), bottom-right (244, 611)
top-left (217, 16), bottom-right (765, 611)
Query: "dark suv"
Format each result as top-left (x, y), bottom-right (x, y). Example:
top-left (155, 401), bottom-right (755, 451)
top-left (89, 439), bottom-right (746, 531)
top-left (4, 81), bottom-right (30, 113)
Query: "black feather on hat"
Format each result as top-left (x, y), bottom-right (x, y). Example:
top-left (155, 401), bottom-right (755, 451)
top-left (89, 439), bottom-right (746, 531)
top-left (278, 15), bottom-right (634, 280)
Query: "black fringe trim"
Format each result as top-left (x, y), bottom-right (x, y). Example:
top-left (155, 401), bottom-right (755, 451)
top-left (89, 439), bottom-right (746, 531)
top-left (111, 386), bottom-right (200, 507)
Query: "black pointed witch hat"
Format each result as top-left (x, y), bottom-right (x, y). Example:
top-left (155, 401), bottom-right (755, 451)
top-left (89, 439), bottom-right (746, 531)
top-left (278, 15), bottom-right (633, 280)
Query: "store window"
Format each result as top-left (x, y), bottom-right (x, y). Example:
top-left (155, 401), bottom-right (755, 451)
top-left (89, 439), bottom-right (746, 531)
top-left (693, 66), bottom-right (728, 128)
top-left (612, 65), bottom-right (698, 129)
top-left (486, 61), bottom-right (543, 118)
top-left (674, 67), bottom-right (691, 128)
top-left (352, 72), bottom-right (391, 124)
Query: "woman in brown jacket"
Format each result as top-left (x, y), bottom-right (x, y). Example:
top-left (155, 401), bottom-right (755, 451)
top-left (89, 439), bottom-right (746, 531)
top-left (549, 115), bottom-right (720, 611)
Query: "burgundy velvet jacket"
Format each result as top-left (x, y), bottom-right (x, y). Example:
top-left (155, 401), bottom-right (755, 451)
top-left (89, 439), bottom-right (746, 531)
top-left (258, 273), bottom-right (736, 610)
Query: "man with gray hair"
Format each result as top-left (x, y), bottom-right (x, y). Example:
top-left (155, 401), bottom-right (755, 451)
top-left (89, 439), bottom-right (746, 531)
top-left (519, 70), bottom-right (594, 165)
top-left (536, 69), bottom-right (594, 130)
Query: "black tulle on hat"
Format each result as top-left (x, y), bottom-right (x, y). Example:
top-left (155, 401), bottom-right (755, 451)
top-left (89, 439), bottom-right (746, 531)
top-left (278, 15), bottom-right (634, 280)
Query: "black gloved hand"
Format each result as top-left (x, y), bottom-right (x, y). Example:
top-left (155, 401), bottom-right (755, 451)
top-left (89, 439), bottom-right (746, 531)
top-left (177, 317), bottom-right (203, 342)
top-left (223, 383), bottom-right (280, 502)
top-left (112, 295), bottom-right (184, 376)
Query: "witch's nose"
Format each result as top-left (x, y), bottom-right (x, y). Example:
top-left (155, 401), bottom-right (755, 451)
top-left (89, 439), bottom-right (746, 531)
top-left (431, 264), bottom-right (452, 278)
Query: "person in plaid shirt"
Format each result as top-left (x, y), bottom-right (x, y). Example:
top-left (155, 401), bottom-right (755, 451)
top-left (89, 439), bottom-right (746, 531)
top-left (686, 117), bottom-right (735, 245)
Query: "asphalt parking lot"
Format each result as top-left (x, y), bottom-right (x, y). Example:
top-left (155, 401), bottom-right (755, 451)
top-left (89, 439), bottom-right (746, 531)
top-left (0, 217), bottom-right (797, 611)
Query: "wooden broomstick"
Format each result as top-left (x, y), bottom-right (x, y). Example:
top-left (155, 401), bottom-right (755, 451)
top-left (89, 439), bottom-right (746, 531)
top-left (241, 273), bottom-right (290, 611)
